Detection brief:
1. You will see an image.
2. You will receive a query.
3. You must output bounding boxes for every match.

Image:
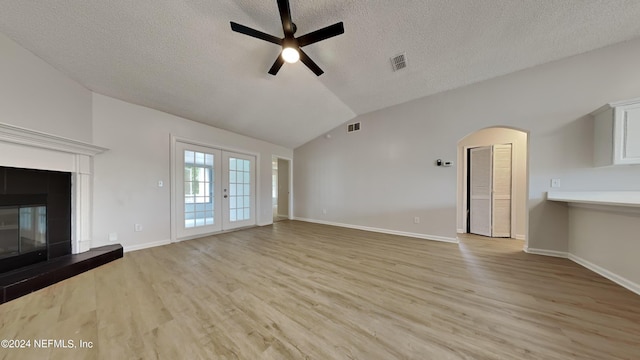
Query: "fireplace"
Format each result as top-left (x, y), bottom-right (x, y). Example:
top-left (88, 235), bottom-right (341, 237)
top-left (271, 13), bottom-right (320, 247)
top-left (0, 167), bottom-right (71, 273)
top-left (0, 124), bottom-right (124, 304)
top-left (0, 122), bottom-right (109, 267)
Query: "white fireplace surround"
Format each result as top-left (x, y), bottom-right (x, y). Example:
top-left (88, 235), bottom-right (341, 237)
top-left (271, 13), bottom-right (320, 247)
top-left (0, 123), bottom-right (107, 254)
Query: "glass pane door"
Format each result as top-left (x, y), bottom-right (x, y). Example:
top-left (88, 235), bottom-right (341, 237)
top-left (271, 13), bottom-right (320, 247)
top-left (222, 152), bottom-right (256, 230)
top-left (184, 150), bottom-right (214, 228)
top-left (176, 142), bottom-right (221, 239)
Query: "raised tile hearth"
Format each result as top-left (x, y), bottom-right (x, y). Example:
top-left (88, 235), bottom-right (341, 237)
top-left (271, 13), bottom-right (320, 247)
top-left (0, 244), bottom-right (122, 303)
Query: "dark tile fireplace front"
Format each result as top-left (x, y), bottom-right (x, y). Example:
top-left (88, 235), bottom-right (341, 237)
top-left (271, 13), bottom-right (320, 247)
top-left (0, 166), bottom-right (71, 273)
top-left (0, 165), bottom-right (123, 303)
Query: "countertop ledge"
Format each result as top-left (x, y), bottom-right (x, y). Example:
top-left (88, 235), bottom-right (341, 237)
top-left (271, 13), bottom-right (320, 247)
top-left (547, 191), bottom-right (640, 207)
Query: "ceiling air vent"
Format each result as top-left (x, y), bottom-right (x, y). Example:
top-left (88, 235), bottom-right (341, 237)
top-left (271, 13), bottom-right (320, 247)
top-left (347, 122), bottom-right (361, 133)
top-left (391, 52), bottom-right (407, 71)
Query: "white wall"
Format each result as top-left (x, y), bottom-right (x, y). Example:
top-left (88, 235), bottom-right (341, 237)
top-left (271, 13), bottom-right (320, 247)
top-left (294, 38), bottom-right (640, 250)
top-left (0, 32), bottom-right (92, 142)
top-left (91, 94), bottom-right (292, 251)
top-left (568, 205), bottom-right (640, 294)
top-left (294, 102), bottom-right (460, 241)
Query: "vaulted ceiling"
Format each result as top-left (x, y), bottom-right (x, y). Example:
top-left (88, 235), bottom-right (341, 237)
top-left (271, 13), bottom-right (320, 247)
top-left (2, 1), bottom-right (640, 148)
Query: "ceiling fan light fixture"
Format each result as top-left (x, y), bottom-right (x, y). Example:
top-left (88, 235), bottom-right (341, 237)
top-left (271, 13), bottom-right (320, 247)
top-left (230, 0), bottom-right (344, 76)
top-left (281, 47), bottom-right (300, 63)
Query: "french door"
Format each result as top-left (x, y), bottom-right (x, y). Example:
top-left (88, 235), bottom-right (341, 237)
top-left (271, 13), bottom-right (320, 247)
top-left (222, 151), bottom-right (256, 230)
top-left (175, 142), bottom-right (255, 240)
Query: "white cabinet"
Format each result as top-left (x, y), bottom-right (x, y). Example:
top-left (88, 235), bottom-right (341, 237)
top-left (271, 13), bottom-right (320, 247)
top-left (593, 98), bottom-right (640, 166)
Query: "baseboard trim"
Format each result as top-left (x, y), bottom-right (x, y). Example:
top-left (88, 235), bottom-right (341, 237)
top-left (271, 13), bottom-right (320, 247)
top-left (523, 247), bottom-right (568, 258)
top-left (294, 217), bottom-right (459, 244)
top-left (123, 239), bottom-right (171, 253)
top-left (568, 254), bottom-right (640, 296)
top-left (524, 246), bottom-right (640, 296)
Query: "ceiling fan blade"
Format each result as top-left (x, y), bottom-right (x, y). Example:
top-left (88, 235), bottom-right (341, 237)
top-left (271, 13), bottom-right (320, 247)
top-left (230, 22), bottom-right (282, 45)
top-left (277, 0), bottom-right (294, 36)
top-left (297, 22), bottom-right (344, 47)
top-left (268, 56), bottom-right (285, 75)
top-left (298, 48), bottom-right (324, 76)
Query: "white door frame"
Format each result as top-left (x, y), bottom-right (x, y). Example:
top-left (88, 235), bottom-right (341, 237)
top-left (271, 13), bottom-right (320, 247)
top-left (170, 135), bottom-right (261, 242)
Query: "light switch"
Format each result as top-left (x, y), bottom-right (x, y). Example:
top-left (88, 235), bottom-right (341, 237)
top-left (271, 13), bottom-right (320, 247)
top-left (551, 179), bottom-right (561, 188)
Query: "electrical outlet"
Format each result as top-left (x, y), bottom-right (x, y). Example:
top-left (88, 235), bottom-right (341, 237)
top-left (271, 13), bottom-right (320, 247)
top-left (134, 224), bottom-right (143, 232)
top-left (551, 178), bottom-right (561, 188)
top-left (414, 216), bottom-right (420, 224)
top-left (322, 209), bottom-right (327, 215)
top-left (108, 232), bottom-right (118, 242)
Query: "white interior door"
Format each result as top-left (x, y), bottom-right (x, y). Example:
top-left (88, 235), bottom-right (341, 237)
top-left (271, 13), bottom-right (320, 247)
top-left (175, 143), bottom-right (256, 239)
top-left (491, 144), bottom-right (512, 237)
top-left (470, 146), bottom-right (492, 236)
top-left (222, 151), bottom-right (256, 230)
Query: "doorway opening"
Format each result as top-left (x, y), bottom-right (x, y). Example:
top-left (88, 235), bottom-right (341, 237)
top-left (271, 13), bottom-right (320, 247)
top-left (272, 156), bottom-right (291, 222)
top-left (457, 127), bottom-right (528, 242)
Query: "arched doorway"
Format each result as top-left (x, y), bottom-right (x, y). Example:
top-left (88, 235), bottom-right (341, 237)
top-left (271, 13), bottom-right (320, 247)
top-left (457, 127), bottom-right (529, 244)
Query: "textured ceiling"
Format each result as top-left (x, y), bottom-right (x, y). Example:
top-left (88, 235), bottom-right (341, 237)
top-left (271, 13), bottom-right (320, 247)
top-left (2, 1), bottom-right (640, 148)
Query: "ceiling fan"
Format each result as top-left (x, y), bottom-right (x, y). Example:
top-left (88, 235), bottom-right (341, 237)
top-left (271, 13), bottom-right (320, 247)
top-left (230, 0), bottom-right (344, 76)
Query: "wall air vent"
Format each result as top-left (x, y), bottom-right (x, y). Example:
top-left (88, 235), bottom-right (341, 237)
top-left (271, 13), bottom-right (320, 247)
top-left (391, 52), bottom-right (407, 71)
top-left (347, 122), bottom-right (361, 133)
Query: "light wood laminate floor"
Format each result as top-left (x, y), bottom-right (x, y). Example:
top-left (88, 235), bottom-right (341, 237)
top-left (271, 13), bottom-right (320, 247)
top-left (1, 220), bottom-right (639, 359)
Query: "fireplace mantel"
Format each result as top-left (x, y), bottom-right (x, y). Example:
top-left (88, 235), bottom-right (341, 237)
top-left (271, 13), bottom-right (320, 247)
top-left (0, 122), bottom-right (107, 254)
top-left (0, 123), bottom-right (106, 156)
